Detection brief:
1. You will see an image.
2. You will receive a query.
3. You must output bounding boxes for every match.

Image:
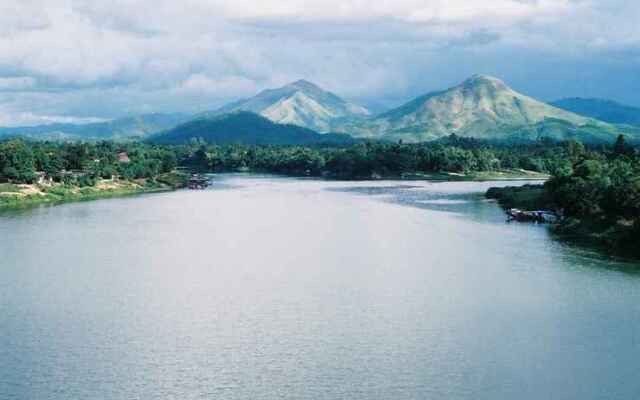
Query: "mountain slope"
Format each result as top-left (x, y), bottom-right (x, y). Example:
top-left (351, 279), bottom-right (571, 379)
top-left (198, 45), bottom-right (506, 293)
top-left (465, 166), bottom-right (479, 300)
top-left (205, 80), bottom-right (370, 132)
top-left (340, 75), bottom-right (625, 143)
top-left (0, 113), bottom-right (191, 141)
top-left (150, 111), bottom-right (355, 145)
top-left (551, 98), bottom-right (640, 126)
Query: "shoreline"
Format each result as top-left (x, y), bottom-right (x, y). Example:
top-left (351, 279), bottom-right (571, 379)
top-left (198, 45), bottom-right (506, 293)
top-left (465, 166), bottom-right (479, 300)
top-left (0, 172), bottom-right (188, 211)
top-left (215, 169), bottom-right (549, 182)
top-left (0, 170), bottom-right (546, 211)
top-left (486, 185), bottom-right (640, 261)
top-left (0, 182), bottom-right (172, 211)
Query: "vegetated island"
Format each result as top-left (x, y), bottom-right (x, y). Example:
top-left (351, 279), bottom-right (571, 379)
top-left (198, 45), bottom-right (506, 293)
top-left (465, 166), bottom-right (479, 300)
top-left (487, 136), bottom-right (640, 260)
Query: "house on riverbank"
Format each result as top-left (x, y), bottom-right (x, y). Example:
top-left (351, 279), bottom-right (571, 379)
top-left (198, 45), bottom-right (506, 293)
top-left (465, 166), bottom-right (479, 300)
top-left (117, 152), bottom-right (131, 163)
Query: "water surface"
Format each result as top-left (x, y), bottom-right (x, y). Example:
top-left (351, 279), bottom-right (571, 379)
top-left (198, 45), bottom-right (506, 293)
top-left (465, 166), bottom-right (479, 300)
top-left (1, 175), bottom-right (639, 399)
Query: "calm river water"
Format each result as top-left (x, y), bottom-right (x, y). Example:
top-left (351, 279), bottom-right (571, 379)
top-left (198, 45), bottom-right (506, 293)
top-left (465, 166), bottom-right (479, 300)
top-left (1, 175), bottom-right (639, 399)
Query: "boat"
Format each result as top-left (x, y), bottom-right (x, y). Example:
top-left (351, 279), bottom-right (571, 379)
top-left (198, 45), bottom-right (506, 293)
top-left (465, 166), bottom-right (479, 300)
top-left (188, 174), bottom-right (210, 190)
top-left (507, 208), bottom-right (559, 223)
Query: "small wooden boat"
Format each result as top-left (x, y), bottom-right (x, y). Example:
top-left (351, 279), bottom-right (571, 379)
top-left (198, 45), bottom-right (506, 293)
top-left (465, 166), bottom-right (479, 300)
top-left (507, 208), bottom-right (559, 223)
top-left (188, 174), bottom-right (210, 190)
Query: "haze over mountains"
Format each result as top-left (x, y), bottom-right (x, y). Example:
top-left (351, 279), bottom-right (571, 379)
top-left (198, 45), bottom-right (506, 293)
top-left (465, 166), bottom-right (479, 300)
top-left (2, 75), bottom-right (638, 145)
top-left (0, 113), bottom-right (190, 141)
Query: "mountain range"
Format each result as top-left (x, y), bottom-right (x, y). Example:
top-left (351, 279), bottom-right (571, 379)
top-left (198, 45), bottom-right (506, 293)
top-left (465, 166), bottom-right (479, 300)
top-left (335, 75), bottom-right (638, 143)
top-left (2, 76), bottom-right (639, 145)
top-left (0, 113), bottom-right (191, 141)
top-left (176, 75), bottom-right (637, 144)
top-left (551, 98), bottom-right (640, 126)
top-left (371, 76), bottom-right (586, 138)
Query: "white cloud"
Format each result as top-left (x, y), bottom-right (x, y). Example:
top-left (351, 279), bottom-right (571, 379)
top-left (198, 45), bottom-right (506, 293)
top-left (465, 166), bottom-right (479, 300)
top-left (0, 109), bottom-right (109, 127)
top-left (0, 77), bottom-right (37, 91)
top-left (174, 74), bottom-right (258, 96)
top-left (0, 0), bottom-right (639, 124)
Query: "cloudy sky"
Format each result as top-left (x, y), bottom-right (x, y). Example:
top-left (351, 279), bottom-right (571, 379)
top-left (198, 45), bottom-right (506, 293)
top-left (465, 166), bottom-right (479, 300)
top-left (1, 0), bottom-right (639, 125)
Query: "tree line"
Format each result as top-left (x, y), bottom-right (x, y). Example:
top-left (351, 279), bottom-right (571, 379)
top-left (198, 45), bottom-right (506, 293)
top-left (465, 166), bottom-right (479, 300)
top-left (0, 140), bottom-right (177, 186)
top-left (2, 136), bottom-right (635, 185)
top-left (180, 137), bottom-right (584, 178)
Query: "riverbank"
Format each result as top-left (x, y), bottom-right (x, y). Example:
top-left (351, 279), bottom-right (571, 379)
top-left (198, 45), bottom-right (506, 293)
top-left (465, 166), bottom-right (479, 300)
top-left (0, 169), bottom-right (545, 210)
top-left (485, 184), bottom-right (550, 210)
top-left (486, 185), bottom-right (640, 260)
top-left (220, 167), bottom-right (548, 181)
top-left (396, 169), bottom-right (548, 181)
top-left (0, 172), bottom-right (188, 210)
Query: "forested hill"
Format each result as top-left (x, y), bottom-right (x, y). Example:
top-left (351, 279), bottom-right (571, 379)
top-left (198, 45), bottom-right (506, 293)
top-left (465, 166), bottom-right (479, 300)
top-left (150, 111), bottom-right (355, 145)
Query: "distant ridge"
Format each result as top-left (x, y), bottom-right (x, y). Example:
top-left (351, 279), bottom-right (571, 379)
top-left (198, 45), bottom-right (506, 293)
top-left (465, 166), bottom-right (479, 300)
top-left (0, 113), bottom-right (191, 141)
top-left (551, 98), bottom-right (640, 126)
top-left (204, 80), bottom-right (370, 132)
top-left (150, 111), bottom-right (355, 145)
top-left (3, 76), bottom-right (638, 145)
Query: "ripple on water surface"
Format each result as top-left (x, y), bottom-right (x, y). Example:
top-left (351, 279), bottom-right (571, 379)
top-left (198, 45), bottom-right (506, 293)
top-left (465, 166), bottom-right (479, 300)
top-left (1, 175), bottom-right (639, 400)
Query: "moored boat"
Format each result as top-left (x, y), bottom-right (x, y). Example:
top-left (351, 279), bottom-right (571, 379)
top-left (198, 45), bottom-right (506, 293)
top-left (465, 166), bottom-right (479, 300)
top-left (507, 208), bottom-right (559, 223)
top-left (188, 174), bottom-right (210, 190)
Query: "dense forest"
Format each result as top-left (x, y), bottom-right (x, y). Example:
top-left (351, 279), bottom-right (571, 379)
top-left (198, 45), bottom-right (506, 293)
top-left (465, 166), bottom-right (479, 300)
top-left (1, 135), bottom-right (590, 184)
top-left (0, 140), bottom-right (178, 186)
top-left (177, 136), bottom-right (589, 178)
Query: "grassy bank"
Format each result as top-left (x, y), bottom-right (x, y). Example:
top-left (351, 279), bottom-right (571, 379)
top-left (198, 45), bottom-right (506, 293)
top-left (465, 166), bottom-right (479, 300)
top-left (0, 172), bottom-right (188, 210)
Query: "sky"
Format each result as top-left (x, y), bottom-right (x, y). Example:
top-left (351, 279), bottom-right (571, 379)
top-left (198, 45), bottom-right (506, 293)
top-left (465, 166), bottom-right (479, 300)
top-left (0, 0), bottom-right (639, 126)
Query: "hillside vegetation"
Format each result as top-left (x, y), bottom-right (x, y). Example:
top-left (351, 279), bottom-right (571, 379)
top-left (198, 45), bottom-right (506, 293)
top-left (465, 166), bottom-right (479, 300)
top-left (150, 111), bottom-right (355, 145)
top-left (552, 98), bottom-right (640, 126)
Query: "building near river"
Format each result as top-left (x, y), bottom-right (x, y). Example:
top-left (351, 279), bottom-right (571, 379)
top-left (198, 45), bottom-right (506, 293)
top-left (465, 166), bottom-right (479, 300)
top-left (117, 152), bottom-right (131, 163)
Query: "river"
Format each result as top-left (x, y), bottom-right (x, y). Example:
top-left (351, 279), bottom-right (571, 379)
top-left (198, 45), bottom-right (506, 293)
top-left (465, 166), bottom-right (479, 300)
top-left (1, 174), bottom-right (639, 399)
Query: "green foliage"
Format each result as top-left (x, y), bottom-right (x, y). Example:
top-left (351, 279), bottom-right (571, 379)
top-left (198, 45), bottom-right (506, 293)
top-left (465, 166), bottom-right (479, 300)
top-left (486, 185), bottom-right (549, 210)
top-left (0, 140), bottom-right (37, 183)
top-left (151, 111), bottom-right (355, 146)
top-left (489, 135), bottom-right (639, 258)
top-left (546, 144), bottom-right (640, 219)
top-left (2, 136), bottom-right (617, 184)
top-left (551, 98), bottom-right (640, 126)
top-left (0, 139), bottom-right (187, 186)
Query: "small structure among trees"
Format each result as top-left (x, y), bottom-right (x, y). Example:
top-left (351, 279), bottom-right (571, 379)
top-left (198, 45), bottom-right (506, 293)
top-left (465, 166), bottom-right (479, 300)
top-left (117, 152), bottom-right (131, 163)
